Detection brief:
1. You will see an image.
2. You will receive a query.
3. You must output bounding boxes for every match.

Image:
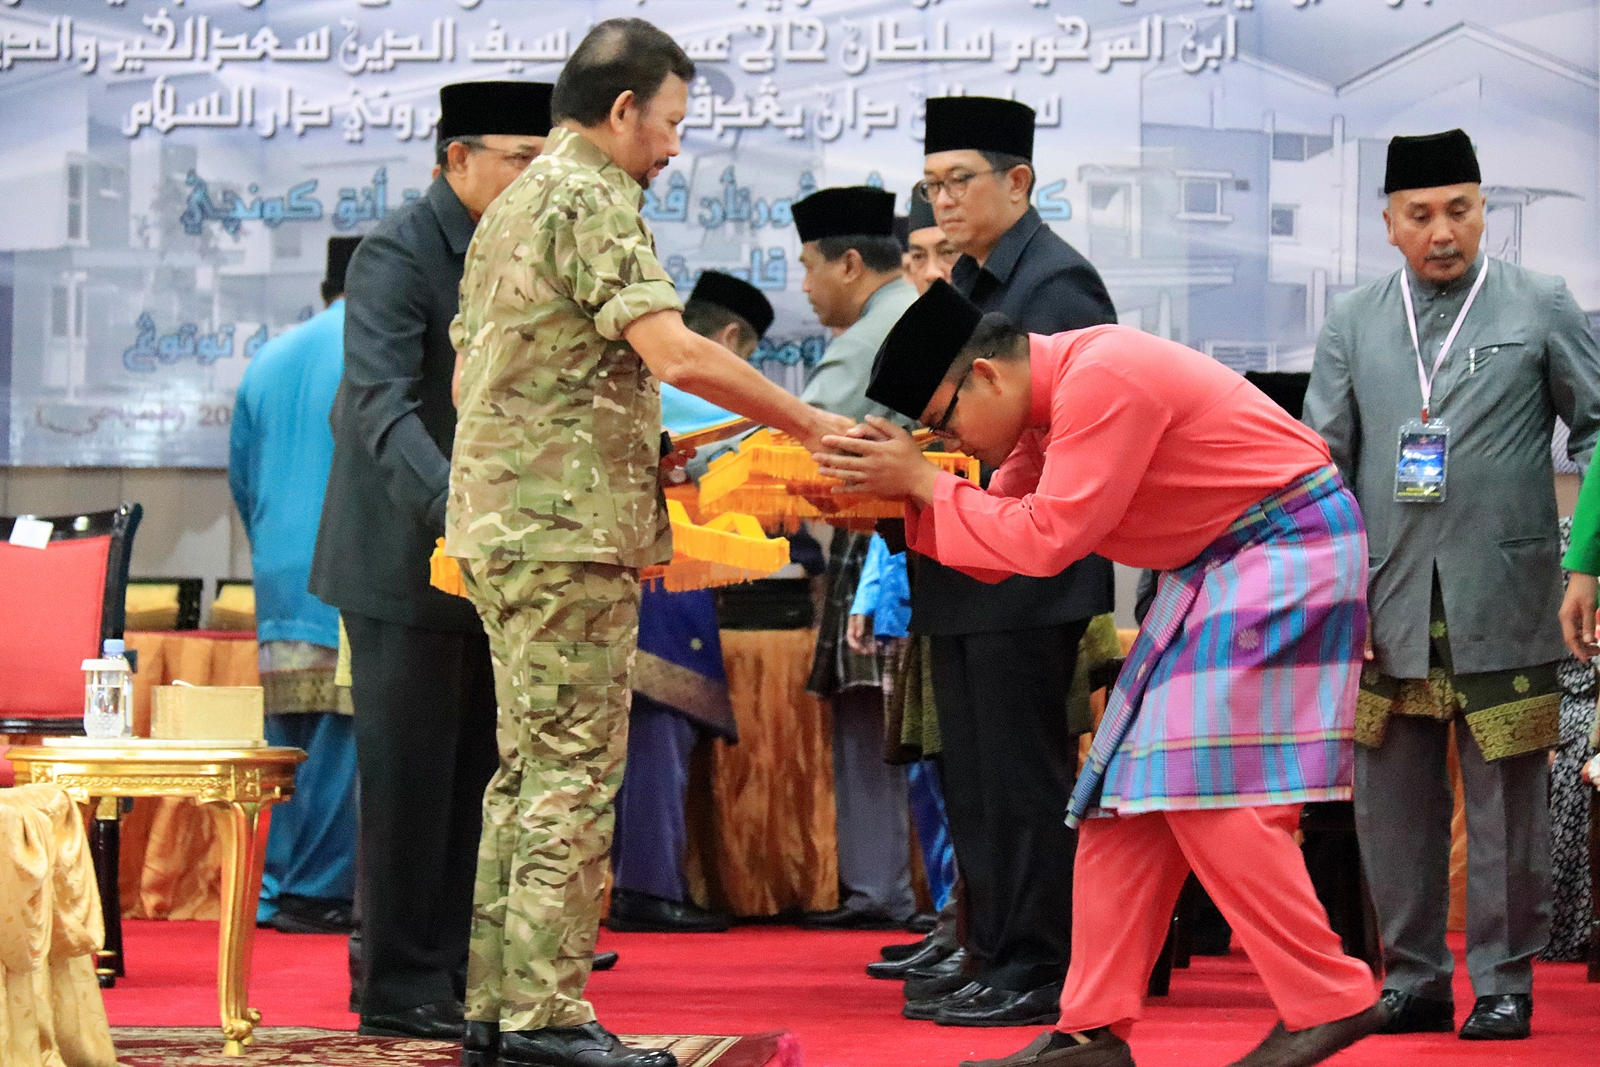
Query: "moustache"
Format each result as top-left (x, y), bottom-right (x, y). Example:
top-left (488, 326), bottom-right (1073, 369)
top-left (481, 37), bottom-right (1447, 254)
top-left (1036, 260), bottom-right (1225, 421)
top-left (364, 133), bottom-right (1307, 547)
top-left (1425, 246), bottom-right (1462, 261)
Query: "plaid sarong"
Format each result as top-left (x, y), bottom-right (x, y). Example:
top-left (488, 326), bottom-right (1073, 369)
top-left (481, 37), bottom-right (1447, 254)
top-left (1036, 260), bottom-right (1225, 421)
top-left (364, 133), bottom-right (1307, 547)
top-left (1068, 467), bottom-right (1367, 826)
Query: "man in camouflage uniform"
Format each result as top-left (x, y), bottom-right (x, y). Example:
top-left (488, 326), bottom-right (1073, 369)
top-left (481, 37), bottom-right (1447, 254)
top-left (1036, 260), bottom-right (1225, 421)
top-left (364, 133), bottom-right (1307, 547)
top-left (446, 19), bottom-right (851, 1067)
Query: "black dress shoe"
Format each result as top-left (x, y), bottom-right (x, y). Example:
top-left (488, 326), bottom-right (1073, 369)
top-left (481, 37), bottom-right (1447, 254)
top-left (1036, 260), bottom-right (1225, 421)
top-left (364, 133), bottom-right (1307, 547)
top-left (462, 1021), bottom-right (499, 1067)
top-left (1227, 1002), bottom-right (1388, 1066)
top-left (904, 953), bottom-right (973, 1001)
top-left (903, 980), bottom-right (986, 1021)
top-left (499, 1021), bottom-right (677, 1066)
top-left (267, 893), bottom-right (357, 934)
top-left (866, 937), bottom-right (956, 979)
top-left (880, 935), bottom-right (932, 962)
top-left (906, 947), bottom-right (967, 982)
top-left (1458, 994), bottom-right (1531, 1040)
top-left (358, 999), bottom-right (465, 1040)
top-left (937, 982), bottom-right (1064, 1028)
top-left (1376, 989), bottom-right (1453, 1034)
top-left (799, 907), bottom-right (906, 930)
top-left (593, 951), bottom-right (619, 971)
top-left (605, 890), bottom-right (731, 933)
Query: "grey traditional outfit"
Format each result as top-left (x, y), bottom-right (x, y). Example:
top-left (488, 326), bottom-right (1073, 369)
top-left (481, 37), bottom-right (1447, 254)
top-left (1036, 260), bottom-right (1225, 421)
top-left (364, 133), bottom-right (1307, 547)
top-left (1304, 132), bottom-right (1600, 1019)
top-left (792, 186), bottom-right (920, 925)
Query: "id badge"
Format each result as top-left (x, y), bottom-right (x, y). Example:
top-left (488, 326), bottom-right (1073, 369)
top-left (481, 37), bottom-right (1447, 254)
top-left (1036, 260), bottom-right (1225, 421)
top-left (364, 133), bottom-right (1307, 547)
top-left (1395, 419), bottom-right (1449, 503)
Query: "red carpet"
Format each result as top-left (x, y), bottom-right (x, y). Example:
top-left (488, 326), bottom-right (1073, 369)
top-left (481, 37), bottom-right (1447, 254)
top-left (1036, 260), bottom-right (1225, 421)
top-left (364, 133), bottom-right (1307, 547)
top-left (105, 921), bottom-right (1597, 1067)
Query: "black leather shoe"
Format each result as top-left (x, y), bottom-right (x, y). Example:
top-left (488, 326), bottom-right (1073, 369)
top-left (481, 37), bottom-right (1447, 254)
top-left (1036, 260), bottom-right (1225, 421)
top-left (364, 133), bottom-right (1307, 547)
top-left (799, 907), bottom-right (906, 930)
top-left (866, 937), bottom-right (956, 979)
top-left (904, 953), bottom-right (973, 1001)
top-left (267, 893), bottom-right (357, 934)
top-left (881, 935), bottom-right (932, 962)
top-left (605, 890), bottom-right (731, 933)
top-left (1458, 994), bottom-right (1531, 1040)
top-left (358, 999), bottom-right (465, 1040)
top-left (1227, 1002), bottom-right (1388, 1066)
top-left (462, 1021), bottom-right (499, 1067)
top-left (903, 980), bottom-right (985, 1021)
top-left (592, 951), bottom-right (619, 972)
top-left (1376, 989), bottom-right (1453, 1034)
top-left (937, 982), bottom-right (1064, 1028)
top-left (499, 1022), bottom-right (677, 1066)
top-left (906, 947), bottom-right (967, 981)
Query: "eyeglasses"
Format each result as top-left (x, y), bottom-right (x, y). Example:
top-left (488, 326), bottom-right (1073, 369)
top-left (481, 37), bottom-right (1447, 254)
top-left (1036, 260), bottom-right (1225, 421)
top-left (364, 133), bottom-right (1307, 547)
top-left (476, 145), bottom-right (540, 169)
top-left (931, 367), bottom-right (973, 436)
top-left (913, 169), bottom-right (996, 204)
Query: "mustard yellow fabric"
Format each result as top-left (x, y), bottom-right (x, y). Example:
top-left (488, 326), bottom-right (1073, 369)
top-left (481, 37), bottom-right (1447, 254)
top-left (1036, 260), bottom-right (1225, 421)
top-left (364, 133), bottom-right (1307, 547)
top-left (117, 632), bottom-right (260, 919)
top-left (0, 784), bottom-right (117, 1067)
top-left (685, 629), bottom-right (839, 916)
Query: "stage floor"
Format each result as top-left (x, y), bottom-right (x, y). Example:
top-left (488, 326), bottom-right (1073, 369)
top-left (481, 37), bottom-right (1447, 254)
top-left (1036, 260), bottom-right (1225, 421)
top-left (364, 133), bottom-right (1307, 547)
top-left (104, 920), bottom-right (1597, 1067)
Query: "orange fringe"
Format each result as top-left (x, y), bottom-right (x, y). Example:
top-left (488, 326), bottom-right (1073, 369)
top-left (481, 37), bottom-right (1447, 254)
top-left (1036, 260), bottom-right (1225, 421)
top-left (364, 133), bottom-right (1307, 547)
top-left (697, 429), bottom-right (980, 527)
top-left (428, 499), bottom-right (791, 597)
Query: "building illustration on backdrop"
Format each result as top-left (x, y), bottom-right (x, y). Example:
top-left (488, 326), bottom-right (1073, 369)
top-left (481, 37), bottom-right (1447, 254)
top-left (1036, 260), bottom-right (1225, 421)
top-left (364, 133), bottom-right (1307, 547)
top-left (0, 3), bottom-right (1595, 464)
top-left (1096, 21), bottom-right (1599, 374)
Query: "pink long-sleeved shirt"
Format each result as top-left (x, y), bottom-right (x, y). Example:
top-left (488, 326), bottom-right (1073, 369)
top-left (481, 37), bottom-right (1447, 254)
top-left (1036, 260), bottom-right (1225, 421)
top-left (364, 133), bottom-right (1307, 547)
top-left (906, 326), bottom-right (1332, 582)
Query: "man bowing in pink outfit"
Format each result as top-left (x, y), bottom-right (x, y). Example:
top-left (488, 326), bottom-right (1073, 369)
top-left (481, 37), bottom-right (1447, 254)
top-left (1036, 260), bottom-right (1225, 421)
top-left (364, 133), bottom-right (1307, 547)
top-left (815, 280), bottom-right (1384, 1067)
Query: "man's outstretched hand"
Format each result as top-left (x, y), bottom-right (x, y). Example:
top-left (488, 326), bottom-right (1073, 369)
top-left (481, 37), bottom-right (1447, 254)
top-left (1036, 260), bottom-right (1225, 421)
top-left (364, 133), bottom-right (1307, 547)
top-left (798, 409), bottom-right (857, 456)
top-left (816, 416), bottom-right (940, 507)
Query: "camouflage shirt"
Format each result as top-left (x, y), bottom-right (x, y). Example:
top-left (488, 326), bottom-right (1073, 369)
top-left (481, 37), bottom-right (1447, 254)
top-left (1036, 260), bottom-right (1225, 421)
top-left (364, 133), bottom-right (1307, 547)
top-left (447, 127), bottom-right (683, 567)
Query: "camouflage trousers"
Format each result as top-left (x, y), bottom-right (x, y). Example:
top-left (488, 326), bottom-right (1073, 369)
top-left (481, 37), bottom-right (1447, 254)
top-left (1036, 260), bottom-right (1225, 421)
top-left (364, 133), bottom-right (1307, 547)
top-left (460, 557), bottom-right (640, 1031)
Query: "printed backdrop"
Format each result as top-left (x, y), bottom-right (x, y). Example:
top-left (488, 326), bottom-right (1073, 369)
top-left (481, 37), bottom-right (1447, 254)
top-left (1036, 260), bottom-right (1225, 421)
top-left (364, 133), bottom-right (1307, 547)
top-left (1, 0), bottom-right (1595, 466)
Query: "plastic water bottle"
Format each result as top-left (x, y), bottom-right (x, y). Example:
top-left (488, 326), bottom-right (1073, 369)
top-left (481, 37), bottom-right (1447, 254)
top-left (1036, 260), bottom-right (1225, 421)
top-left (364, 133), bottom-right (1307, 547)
top-left (82, 639), bottom-right (134, 740)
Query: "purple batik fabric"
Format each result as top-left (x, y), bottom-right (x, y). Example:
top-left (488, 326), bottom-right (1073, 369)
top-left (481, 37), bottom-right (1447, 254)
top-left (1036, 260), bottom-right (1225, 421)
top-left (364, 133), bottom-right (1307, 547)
top-left (1069, 467), bottom-right (1368, 826)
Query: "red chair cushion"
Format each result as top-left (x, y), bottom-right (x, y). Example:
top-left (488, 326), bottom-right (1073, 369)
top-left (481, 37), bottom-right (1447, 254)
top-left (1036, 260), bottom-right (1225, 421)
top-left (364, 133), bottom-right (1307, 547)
top-left (0, 536), bottom-right (111, 720)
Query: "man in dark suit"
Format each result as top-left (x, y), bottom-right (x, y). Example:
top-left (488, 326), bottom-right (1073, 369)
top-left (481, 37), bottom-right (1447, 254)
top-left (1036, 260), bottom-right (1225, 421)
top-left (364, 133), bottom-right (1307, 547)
top-left (309, 80), bottom-right (553, 1042)
top-left (900, 95), bottom-right (1119, 1028)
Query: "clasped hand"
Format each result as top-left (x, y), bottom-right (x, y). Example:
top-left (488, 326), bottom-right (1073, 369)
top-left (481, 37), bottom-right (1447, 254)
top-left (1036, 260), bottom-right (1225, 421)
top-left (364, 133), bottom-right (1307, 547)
top-left (815, 416), bottom-right (941, 507)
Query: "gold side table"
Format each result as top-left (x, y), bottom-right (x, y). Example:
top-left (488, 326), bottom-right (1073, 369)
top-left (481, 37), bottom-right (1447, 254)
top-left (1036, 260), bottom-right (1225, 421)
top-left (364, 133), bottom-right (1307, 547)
top-left (8, 742), bottom-right (306, 1056)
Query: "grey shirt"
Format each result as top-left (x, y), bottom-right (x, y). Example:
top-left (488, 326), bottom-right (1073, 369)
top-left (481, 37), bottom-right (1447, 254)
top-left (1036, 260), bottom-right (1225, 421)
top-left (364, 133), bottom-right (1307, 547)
top-left (1304, 254), bottom-right (1600, 677)
top-left (801, 275), bottom-right (918, 420)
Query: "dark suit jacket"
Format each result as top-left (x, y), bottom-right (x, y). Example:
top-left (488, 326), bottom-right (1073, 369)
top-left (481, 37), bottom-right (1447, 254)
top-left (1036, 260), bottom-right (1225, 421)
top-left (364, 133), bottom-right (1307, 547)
top-left (310, 176), bottom-right (482, 632)
top-left (909, 208), bottom-right (1118, 636)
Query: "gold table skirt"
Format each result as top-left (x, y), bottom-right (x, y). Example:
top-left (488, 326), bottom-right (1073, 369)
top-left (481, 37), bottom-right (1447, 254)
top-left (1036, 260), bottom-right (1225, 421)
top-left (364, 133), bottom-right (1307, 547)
top-left (687, 628), bottom-right (838, 916)
top-left (118, 631), bottom-right (260, 921)
top-left (0, 784), bottom-right (116, 1067)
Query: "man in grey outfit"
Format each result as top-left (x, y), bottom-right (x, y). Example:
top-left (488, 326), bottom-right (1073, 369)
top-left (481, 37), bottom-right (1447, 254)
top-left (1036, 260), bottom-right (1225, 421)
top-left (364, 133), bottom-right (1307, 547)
top-left (1305, 128), bottom-right (1600, 1042)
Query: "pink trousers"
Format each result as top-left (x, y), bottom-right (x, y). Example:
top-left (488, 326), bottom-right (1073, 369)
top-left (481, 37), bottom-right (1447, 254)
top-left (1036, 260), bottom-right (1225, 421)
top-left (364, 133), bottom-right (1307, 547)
top-left (1058, 804), bottom-right (1377, 1037)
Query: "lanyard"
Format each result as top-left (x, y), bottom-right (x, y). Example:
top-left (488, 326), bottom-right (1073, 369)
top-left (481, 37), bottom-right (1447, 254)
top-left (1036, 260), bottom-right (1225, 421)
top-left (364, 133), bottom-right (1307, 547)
top-left (1399, 261), bottom-right (1488, 423)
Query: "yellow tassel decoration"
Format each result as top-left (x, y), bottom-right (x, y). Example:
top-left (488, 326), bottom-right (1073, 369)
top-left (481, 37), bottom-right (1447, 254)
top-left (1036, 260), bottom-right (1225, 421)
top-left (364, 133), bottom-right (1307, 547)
top-left (640, 500), bottom-right (791, 591)
top-left (698, 430), bottom-right (979, 527)
top-left (428, 503), bottom-right (791, 598)
top-left (429, 538), bottom-right (467, 597)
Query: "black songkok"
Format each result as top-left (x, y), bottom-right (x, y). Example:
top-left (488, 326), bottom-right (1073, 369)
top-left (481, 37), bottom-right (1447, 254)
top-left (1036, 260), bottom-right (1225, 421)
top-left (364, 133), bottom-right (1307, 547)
top-left (866, 279), bottom-right (984, 420)
top-left (437, 81), bottom-right (554, 141)
top-left (892, 216), bottom-right (911, 251)
top-left (924, 96), bottom-right (1035, 160)
top-left (689, 271), bottom-right (775, 339)
top-left (792, 187), bottom-right (897, 243)
top-left (1383, 129), bottom-right (1480, 194)
top-left (906, 197), bottom-right (938, 233)
top-left (325, 236), bottom-right (362, 295)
